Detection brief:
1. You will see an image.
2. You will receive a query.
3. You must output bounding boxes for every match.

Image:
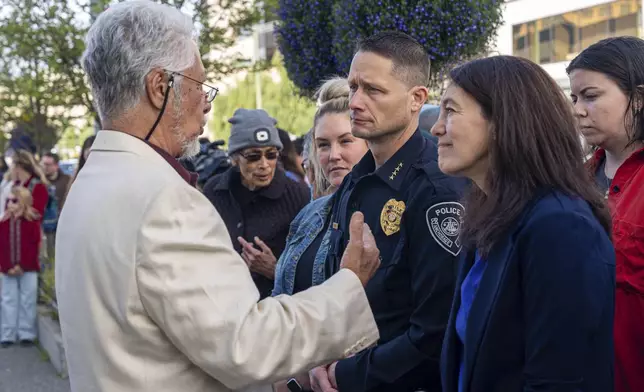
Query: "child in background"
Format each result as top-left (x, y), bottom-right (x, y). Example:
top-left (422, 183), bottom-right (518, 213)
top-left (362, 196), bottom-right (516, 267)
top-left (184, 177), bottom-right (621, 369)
top-left (0, 186), bottom-right (43, 348)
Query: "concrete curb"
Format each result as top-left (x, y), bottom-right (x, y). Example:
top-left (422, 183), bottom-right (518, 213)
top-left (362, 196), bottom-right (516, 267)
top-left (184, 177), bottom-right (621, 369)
top-left (37, 306), bottom-right (68, 379)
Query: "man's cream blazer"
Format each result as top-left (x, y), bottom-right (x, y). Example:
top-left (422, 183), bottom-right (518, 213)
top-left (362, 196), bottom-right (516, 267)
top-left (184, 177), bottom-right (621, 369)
top-left (55, 131), bottom-right (378, 392)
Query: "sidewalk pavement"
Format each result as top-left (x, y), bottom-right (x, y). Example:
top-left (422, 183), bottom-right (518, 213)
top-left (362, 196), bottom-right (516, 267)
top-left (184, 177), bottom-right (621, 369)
top-left (0, 343), bottom-right (71, 392)
top-left (0, 248), bottom-right (69, 391)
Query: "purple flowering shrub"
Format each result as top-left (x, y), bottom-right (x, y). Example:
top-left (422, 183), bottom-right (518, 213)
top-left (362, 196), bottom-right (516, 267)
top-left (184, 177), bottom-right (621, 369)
top-left (276, 0), bottom-right (504, 96)
top-left (275, 0), bottom-right (337, 96)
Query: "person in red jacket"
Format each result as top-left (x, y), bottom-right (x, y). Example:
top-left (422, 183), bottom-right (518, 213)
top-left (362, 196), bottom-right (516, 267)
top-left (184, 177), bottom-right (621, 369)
top-left (0, 150), bottom-right (48, 348)
top-left (568, 36), bottom-right (644, 392)
top-left (6, 150), bottom-right (49, 214)
top-left (0, 186), bottom-right (44, 348)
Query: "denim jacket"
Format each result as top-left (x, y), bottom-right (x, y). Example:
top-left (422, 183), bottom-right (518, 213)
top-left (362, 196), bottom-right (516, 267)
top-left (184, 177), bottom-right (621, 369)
top-left (272, 194), bottom-right (334, 296)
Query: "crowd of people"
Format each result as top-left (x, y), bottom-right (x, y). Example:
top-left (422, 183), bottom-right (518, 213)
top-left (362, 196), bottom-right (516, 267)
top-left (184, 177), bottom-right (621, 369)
top-left (0, 135), bottom-right (96, 349)
top-left (1, 1), bottom-right (642, 392)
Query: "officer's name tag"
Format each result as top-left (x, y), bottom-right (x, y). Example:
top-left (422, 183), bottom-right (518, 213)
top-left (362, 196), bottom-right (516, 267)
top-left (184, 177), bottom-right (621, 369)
top-left (426, 202), bottom-right (465, 256)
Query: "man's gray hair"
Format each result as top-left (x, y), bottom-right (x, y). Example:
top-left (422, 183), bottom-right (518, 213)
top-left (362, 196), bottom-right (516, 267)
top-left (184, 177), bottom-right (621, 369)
top-left (82, 0), bottom-right (197, 122)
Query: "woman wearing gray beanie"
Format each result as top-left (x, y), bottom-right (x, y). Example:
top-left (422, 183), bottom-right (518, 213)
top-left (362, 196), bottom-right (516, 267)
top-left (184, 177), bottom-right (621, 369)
top-left (203, 108), bottom-right (310, 299)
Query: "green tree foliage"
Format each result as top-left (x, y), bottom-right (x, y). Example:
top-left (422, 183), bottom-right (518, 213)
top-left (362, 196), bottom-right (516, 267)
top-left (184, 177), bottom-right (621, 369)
top-left (261, 0), bottom-right (281, 22)
top-left (0, 131), bottom-right (8, 155)
top-left (0, 0), bottom-right (266, 152)
top-left (0, 0), bottom-right (90, 153)
top-left (209, 52), bottom-right (317, 144)
top-left (165, 0), bottom-right (265, 78)
top-left (56, 124), bottom-right (95, 159)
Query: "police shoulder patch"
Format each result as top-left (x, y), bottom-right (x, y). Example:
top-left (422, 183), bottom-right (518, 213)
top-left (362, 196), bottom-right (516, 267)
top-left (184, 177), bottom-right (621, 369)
top-left (425, 201), bottom-right (465, 257)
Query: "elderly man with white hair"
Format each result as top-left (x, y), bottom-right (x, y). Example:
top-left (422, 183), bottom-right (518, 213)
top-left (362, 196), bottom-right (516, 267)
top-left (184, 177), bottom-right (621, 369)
top-left (55, 1), bottom-right (381, 391)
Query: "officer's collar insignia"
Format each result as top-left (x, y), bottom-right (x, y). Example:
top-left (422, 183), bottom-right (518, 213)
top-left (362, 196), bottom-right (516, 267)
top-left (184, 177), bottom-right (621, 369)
top-left (426, 202), bottom-right (465, 256)
top-left (380, 199), bottom-right (406, 236)
top-left (389, 162), bottom-right (404, 181)
top-left (332, 222), bottom-right (339, 230)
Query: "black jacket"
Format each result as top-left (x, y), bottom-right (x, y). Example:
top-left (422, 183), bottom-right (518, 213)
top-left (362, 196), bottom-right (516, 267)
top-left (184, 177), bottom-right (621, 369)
top-left (441, 191), bottom-right (615, 392)
top-left (326, 130), bottom-right (468, 391)
top-left (203, 167), bottom-right (310, 299)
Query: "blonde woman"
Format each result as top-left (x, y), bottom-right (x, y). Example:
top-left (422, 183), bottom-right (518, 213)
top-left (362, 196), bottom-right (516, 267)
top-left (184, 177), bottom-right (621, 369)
top-left (273, 77), bottom-right (369, 297)
top-left (2, 150), bottom-right (49, 220)
top-left (271, 77), bottom-right (370, 391)
top-left (302, 127), bottom-right (332, 200)
top-left (0, 186), bottom-right (44, 347)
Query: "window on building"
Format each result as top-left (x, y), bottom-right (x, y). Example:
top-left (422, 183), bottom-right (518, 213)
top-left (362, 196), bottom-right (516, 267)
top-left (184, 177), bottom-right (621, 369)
top-left (512, 0), bottom-right (640, 65)
top-left (539, 28), bottom-right (552, 63)
top-left (599, 5), bottom-right (612, 17)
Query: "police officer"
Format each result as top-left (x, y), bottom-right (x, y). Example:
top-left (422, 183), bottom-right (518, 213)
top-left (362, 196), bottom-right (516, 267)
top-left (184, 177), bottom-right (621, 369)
top-left (309, 32), bottom-right (467, 392)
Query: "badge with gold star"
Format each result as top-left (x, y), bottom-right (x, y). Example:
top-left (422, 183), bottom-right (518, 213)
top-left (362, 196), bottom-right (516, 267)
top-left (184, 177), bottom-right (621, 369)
top-left (380, 199), bottom-right (406, 236)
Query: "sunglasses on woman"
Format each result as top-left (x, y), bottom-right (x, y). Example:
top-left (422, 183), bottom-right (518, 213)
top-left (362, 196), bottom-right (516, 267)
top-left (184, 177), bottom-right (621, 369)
top-left (240, 150), bottom-right (279, 163)
top-left (7, 198), bottom-right (17, 204)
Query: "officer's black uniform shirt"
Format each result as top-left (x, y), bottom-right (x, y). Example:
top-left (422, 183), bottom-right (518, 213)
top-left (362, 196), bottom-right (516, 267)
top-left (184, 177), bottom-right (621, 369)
top-left (326, 129), bottom-right (468, 392)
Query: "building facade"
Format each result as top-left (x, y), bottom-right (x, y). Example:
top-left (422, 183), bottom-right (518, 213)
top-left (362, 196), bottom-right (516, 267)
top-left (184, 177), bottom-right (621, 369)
top-left (495, 0), bottom-right (643, 94)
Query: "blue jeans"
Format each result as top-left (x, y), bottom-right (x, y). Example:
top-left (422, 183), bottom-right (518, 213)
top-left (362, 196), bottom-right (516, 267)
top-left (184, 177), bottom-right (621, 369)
top-left (1, 272), bottom-right (38, 342)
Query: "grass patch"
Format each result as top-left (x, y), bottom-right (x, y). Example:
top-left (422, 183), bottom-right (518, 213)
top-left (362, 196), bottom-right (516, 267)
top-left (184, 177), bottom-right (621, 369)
top-left (36, 341), bottom-right (49, 362)
top-left (38, 260), bottom-right (59, 320)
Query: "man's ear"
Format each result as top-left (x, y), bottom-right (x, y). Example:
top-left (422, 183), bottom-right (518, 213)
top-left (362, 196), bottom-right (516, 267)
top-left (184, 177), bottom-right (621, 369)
top-left (410, 86), bottom-right (429, 112)
top-left (145, 69), bottom-right (170, 110)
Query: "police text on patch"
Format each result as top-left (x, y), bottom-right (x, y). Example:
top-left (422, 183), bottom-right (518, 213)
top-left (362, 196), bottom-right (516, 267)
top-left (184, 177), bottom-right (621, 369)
top-left (426, 201), bottom-right (465, 257)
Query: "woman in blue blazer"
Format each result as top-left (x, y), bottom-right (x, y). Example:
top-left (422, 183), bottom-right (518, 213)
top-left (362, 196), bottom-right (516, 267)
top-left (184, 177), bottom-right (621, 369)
top-left (432, 55), bottom-right (615, 392)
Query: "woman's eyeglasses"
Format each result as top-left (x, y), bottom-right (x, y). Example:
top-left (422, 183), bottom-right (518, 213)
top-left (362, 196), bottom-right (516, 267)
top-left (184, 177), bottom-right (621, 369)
top-left (240, 150), bottom-right (279, 163)
top-left (7, 198), bottom-right (17, 204)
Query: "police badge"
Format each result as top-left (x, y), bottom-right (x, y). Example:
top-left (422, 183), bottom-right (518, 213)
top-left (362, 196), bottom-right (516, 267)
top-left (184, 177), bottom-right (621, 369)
top-left (380, 199), bottom-right (406, 236)
top-left (426, 201), bottom-right (465, 256)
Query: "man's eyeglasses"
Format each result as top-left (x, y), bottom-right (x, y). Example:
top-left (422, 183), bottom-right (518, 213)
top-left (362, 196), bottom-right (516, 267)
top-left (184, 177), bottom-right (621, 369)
top-left (240, 150), bottom-right (279, 163)
top-left (145, 69), bottom-right (219, 141)
top-left (167, 71), bottom-right (219, 103)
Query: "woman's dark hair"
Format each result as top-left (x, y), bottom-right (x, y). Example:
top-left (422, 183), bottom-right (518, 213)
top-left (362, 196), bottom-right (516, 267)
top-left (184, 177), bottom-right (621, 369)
top-left (0, 156), bottom-right (7, 173)
top-left (566, 36), bottom-right (644, 145)
top-left (78, 135), bottom-right (96, 173)
top-left (277, 128), bottom-right (306, 181)
top-left (293, 137), bottom-right (305, 156)
top-left (450, 55), bottom-right (611, 254)
top-left (71, 135), bottom-right (97, 185)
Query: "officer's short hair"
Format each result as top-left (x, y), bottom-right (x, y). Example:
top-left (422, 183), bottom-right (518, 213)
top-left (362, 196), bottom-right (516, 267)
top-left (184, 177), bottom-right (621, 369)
top-left (355, 31), bottom-right (430, 88)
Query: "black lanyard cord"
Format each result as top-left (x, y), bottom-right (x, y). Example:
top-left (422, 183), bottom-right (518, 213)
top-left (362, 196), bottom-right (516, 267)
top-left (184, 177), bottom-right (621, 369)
top-left (145, 76), bottom-right (174, 141)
